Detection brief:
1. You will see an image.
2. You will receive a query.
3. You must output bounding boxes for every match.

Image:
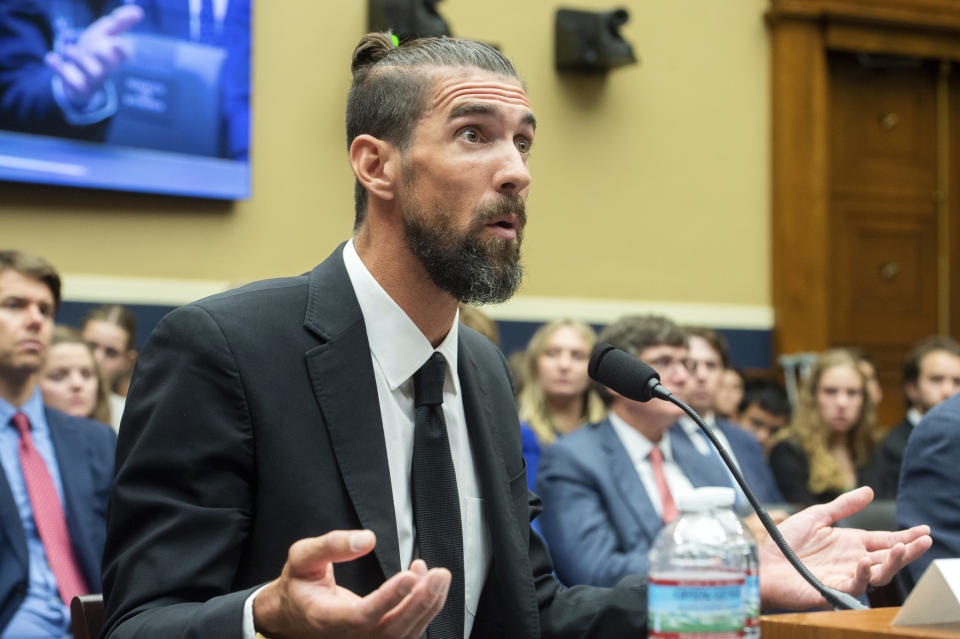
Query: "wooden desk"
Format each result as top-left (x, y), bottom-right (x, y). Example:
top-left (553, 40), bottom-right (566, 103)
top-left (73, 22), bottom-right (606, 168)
top-left (761, 607), bottom-right (960, 638)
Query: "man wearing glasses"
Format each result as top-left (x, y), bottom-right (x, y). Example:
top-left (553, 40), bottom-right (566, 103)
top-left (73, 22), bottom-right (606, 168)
top-left (536, 314), bottom-right (737, 587)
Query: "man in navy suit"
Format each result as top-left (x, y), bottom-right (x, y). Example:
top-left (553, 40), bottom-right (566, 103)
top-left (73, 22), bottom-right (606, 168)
top-left (897, 391), bottom-right (960, 585)
top-left (538, 315), bottom-right (751, 587)
top-left (0, 250), bottom-right (116, 638)
top-left (681, 326), bottom-right (783, 505)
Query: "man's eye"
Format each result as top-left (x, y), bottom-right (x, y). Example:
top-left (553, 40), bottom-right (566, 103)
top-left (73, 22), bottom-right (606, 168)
top-left (515, 137), bottom-right (531, 153)
top-left (459, 128), bottom-right (480, 143)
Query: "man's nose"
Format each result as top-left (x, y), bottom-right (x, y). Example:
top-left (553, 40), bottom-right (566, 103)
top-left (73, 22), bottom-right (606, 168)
top-left (494, 144), bottom-right (531, 195)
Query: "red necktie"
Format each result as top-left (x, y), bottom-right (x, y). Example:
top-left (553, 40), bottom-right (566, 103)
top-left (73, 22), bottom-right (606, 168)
top-left (649, 446), bottom-right (679, 523)
top-left (11, 412), bottom-right (89, 604)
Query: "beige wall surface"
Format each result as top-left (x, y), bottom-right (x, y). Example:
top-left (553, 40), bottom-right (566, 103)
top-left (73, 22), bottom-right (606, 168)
top-left (0, 0), bottom-right (771, 319)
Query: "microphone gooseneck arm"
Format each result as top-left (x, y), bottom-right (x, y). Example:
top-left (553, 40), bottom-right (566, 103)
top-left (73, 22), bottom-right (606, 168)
top-left (647, 382), bottom-right (866, 611)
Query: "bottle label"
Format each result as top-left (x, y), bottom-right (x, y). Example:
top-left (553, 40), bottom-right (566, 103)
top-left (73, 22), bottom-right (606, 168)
top-left (648, 577), bottom-right (746, 638)
top-left (745, 571), bottom-right (759, 628)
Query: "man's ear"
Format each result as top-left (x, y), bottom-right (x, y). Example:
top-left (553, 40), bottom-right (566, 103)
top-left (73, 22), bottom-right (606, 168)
top-left (350, 134), bottom-right (398, 203)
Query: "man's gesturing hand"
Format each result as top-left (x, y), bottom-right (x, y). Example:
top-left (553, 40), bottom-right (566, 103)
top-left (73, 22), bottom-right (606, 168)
top-left (253, 530), bottom-right (450, 639)
top-left (759, 486), bottom-right (932, 610)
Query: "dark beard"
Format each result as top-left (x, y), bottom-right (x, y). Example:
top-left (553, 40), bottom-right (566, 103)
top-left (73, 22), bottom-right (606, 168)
top-left (403, 195), bottom-right (525, 305)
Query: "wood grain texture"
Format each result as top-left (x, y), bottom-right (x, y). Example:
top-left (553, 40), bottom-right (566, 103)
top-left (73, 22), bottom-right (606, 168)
top-left (761, 607), bottom-right (960, 638)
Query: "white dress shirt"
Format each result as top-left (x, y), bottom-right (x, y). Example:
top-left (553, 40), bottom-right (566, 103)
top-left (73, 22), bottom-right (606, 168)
top-left (608, 412), bottom-right (694, 518)
top-left (244, 241), bottom-right (489, 639)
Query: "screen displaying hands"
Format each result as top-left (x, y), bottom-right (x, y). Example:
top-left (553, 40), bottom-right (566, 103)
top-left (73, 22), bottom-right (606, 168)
top-left (44, 4), bottom-right (143, 109)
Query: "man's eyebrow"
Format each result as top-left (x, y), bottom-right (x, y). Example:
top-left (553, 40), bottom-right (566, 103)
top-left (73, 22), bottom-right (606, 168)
top-left (447, 103), bottom-right (537, 131)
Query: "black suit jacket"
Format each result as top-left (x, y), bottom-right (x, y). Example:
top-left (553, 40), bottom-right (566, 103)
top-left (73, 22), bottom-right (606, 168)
top-left (0, 407), bottom-right (116, 633)
top-left (864, 417), bottom-right (913, 500)
top-left (101, 245), bottom-right (646, 638)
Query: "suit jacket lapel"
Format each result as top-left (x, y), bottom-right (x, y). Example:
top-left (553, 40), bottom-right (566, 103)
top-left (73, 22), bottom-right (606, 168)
top-left (458, 335), bottom-right (539, 638)
top-left (47, 410), bottom-right (100, 585)
top-left (599, 420), bottom-right (662, 542)
top-left (0, 460), bottom-right (27, 572)
top-left (303, 245), bottom-right (400, 581)
top-left (670, 424), bottom-right (730, 488)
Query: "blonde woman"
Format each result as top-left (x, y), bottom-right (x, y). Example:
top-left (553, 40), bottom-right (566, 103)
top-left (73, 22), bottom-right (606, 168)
top-left (518, 319), bottom-right (607, 491)
top-left (769, 349), bottom-right (878, 505)
top-left (38, 325), bottom-right (112, 426)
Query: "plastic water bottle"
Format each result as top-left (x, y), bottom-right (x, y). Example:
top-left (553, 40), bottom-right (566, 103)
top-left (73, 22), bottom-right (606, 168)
top-left (713, 491), bottom-right (761, 638)
top-left (648, 487), bottom-right (748, 639)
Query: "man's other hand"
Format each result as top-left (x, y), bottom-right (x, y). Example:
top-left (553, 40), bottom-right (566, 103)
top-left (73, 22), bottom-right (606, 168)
top-left (759, 486), bottom-right (931, 610)
top-left (253, 530), bottom-right (450, 639)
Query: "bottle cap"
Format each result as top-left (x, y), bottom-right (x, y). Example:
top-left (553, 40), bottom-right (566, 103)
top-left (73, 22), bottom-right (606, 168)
top-left (676, 486), bottom-right (736, 512)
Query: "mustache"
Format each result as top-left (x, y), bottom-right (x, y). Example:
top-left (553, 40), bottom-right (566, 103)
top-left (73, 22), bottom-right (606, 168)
top-left (474, 195), bottom-right (526, 228)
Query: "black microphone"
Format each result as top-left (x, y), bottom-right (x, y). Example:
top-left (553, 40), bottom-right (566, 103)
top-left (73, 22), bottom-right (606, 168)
top-left (588, 343), bottom-right (866, 611)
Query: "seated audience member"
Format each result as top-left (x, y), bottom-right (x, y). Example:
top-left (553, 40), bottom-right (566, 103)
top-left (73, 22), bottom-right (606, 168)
top-left (537, 315), bottom-right (739, 587)
top-left (0, 250), bottom-right (116, 637)
top-left (715, 366), bottom-right (746, 420)
top-left (517, 319), bottom-right (606, 491)
top-left (769, 349), bottom-right (877, 506)
top-left (682, 327), bottom-right (783, 503)
top-left (38, 325), bottom-right (111, 425)
top-left (735, 378), bottom-right (791, 454)
top-left (81, 304), bottom-right (137, 429)
top-left (867, 336), bottom-right (960, 500)
top-left (898, 392), bottom-right (960, 585)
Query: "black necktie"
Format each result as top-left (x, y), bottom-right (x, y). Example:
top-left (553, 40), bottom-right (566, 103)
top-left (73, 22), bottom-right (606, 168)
top-left (412, 352), bottom-right (464, 639)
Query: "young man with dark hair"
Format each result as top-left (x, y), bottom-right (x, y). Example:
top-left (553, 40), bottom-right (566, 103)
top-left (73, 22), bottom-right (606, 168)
top-left (736, 379), bottom-right (792, 453)
top-left (101, 34), bottom-right (930, 639)
top-left (0, 250), bottom-right (116, 637)
top-left (867, 335), bottom-right (960, 499)
top-left (681, 326), bottom-right (783, 503)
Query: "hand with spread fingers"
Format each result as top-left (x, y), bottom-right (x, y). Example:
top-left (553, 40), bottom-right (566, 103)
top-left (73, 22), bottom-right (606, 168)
top-left (253, 530), bottom-right (450, 639)
top-left (43, 4), bottom-right (143, 109)
top-left (759, 486), bottom-right (931, 609)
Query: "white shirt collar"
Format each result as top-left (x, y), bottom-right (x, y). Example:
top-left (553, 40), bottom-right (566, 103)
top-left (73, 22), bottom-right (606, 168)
top-left (608, 410), bottom-right (676, 465)
top-left (907, 407), bottom-right (922, 427)
top-left (342, 239), bottom-right (460, 393)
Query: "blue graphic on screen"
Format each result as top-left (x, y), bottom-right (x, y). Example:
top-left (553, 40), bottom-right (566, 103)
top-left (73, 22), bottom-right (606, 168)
top-left (0, 0), bottom-right (251, 199)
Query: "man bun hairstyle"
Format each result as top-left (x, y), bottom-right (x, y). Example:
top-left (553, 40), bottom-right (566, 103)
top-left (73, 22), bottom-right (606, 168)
top-left (346, 32), bottom-right (520, 230)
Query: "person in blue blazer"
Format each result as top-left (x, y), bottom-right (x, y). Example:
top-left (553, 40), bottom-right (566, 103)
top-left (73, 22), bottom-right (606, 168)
top-left (538, 316), bottom-right (738, 587)
top-left (0, 250), bottom-right (116, 637)
top-left (897, 391), bottom-right (960, 586)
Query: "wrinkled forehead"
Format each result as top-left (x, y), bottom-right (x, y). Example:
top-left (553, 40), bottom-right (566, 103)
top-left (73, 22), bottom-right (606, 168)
top-left (425, 67), bottom-right (532, 116)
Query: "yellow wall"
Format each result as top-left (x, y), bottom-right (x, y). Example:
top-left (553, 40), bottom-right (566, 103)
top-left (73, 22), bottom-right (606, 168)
top-left (0, 0), bottom-right (771, 314)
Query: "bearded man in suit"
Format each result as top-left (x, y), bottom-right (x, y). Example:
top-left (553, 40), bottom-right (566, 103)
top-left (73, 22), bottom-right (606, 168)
top-left (101, 32), bottom-right (932, 639)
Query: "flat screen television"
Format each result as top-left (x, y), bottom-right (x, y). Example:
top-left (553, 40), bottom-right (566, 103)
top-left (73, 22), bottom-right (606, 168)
top-left (0, 0), bottom-right (252, 199)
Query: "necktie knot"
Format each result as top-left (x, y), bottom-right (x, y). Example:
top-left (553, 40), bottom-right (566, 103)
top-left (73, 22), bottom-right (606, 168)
top-left (648, 445), bottom-right (663, 464)
top-left (414, 352), bottom-right (446, 408)
top-left (11, 412), bottom-right (30, 438)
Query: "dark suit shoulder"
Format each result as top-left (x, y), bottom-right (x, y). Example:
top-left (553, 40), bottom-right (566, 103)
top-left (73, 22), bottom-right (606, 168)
top-left (44, 406), bottom-right (116, 443)
top-left (717, 418), bottom-right (759, 449)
